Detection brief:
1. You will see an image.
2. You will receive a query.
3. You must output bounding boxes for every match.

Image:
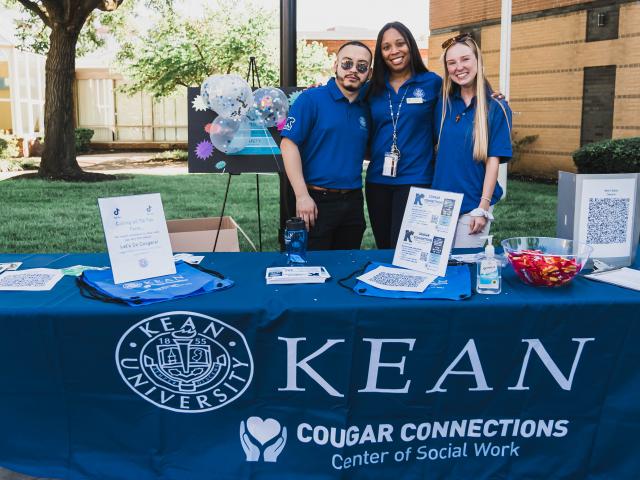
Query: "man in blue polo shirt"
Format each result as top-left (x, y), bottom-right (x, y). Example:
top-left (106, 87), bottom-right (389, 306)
top-left (281, 41), bottom-right (372, 250)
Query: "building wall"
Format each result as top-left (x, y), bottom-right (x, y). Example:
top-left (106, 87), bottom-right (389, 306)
top-left (74, 68), bottom-right (188, 144)
top-left (0, 60), bottom-right (11, 131)
top-left (312, 39), bottom-right (376, 56)
top-left (431, 0), bottom-right (587, 31)
top-left (429, 0), bottom-right (640, 178)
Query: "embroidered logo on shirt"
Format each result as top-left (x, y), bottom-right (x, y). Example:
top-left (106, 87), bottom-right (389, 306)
top-left (283, 117), bottom-right (295, 131)
top-left (413, 88), bottom-right (425, 98)
top-left (359, 116), bottom-right (367, 130)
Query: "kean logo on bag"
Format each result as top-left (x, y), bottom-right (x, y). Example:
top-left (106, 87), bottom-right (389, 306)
top-left (116, 311), bottom-right (253, 413)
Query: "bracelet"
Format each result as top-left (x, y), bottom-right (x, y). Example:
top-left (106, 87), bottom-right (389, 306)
top-left (469, 208), bottom-right (495, 221)
top-left (481, 196), bottom-right (492, 203)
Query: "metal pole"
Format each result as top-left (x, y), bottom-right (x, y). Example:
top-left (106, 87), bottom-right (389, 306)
top-left (279, 0), bottom-right (297, 250)
top-left (498, 0), bottom-right (512, 197)
top-left (280, 0), bottom-right (297, 87)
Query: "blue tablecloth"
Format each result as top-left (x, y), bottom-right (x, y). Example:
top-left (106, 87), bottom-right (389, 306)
top-left (0, 250), bottom-right (639, 479)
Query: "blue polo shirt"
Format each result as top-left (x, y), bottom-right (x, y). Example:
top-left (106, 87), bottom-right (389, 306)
top-left (432, 91), bottom-right (513, 214)
top-left (366, 71), bottom-right (442, 185)
top-left (280, 78), bottom-right (369, 190)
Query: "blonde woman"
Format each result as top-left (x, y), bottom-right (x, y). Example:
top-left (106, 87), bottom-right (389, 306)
top-left (432, 33), bottom-right (512, 248)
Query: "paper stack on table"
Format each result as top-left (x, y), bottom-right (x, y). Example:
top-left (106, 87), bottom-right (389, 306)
top-left (266, 266), bottom-right (331, 285)
top-left (584, 267), bottom-right (640, 292)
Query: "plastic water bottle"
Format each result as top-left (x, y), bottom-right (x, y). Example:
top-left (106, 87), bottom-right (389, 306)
top-left (284, 217), bottom-right (307, 265)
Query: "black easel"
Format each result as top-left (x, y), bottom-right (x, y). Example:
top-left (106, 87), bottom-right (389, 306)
top-left (212, 57), bottom-right (264, 252)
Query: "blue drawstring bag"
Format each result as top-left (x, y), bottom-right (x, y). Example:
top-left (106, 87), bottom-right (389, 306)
top-left (77, 262), bottom-right (233, 306)
top-left (341, 261), bottom-right (471, 300)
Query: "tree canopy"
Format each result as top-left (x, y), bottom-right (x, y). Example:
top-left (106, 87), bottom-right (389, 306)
top-left (117, 0), bottom-right (334, 97)
top-left (3, 0), bottom-right (334, 179)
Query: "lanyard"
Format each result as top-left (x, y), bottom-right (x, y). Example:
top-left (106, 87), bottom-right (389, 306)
top-left (387, 85), bottom-right (410, 157)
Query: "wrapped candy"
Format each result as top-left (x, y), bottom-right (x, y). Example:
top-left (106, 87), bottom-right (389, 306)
top-left (506, 249), bottom-right (582, 287)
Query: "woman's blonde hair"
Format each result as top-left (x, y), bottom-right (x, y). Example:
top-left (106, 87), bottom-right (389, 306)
top-left (438, 37), bottom-right (492, 163)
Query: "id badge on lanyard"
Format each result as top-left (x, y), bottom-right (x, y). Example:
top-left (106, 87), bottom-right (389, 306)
top-left (384, 87), bottom-right (408, 178)
top-left (383, 151), bottom-right (398, 177)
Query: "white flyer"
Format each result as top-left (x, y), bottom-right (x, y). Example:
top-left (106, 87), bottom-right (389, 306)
top-left (357, 266), bottom-right (436, 292)
top-left (98, 193), bottom-right (176, 284)
top-left (0, 268), bottom-right (63, 291)
top-left (392, 187), bottom-right (463, 275)
top-left (265, 266), bottom-right (330, 284)
top-left (172, 253), bottom-right (205, 265)
top-left (0, 262), bottom-right (22, 275)
top-left (577, 178), bottom-right (636, 259)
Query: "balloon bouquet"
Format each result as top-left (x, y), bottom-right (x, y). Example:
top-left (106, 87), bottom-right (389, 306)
top-left (200, 74), bottom-right (290, 154)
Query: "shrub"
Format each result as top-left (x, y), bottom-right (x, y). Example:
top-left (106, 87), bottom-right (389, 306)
top-left (572, 137), bottom-right (640, 174)
top-left (151, 149), bottom-right (188, 161)
top-left (75, 128), bottom-right (94, 153)
top-left (0, 159), bottom-right (23, 172)
top-left (0, 133), bottom-right (20, 158)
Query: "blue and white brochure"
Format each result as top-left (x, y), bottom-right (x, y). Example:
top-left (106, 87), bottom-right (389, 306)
top-left (98, 193), bottom-right (176, 284)
top-left (392, 187), bottom-right (463, 276)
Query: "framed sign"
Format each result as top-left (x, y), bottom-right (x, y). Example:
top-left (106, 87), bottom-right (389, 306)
top-left (187, 86), bottom-right (303, 174)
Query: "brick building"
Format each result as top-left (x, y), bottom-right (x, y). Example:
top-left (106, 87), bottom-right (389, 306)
top-left (428, 0), bottom-right (639, 178)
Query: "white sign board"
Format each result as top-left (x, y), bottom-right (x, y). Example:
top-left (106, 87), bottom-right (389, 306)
top-left (98, 193), bottom-right (176, 284)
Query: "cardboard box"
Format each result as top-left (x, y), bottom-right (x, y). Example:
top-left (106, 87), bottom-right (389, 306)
top-left (166, 216), bottom-right (240, 252)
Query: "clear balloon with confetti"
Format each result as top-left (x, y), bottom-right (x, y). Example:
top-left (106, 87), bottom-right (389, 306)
top-left (247, 87), bottom-right (289, 128)
top-left (200, 74), bottom-right (221, 107)
top-left (209, 116), bottom-right (251, 154)
top-left (203, 74), bottom-right (253, 120)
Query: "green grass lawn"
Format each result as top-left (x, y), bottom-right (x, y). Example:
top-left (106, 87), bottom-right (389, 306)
top-left (0, 174), bottom-right (557, 252)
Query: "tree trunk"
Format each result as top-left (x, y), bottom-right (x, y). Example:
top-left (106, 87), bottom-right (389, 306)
top-left (38, 25), bottom-right (84, 180)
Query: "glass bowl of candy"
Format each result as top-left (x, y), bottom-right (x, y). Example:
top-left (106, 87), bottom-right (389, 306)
top-left (501, 237), bottom-right (592, 287)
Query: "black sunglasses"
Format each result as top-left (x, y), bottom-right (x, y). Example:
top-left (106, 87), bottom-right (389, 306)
top-left (339, 60), bottom-right (370, 74)
top-left (441, 33), bottom-right (473, 50)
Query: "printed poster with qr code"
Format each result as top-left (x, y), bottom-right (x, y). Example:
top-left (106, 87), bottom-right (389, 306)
top-left (392, 187), bottom-right (463, 276)
top-left (577, 178), bottom-right (637, 259)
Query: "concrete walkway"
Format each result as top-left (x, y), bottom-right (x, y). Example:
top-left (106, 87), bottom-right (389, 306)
top-left (1, 152), bottom-right (188, 181)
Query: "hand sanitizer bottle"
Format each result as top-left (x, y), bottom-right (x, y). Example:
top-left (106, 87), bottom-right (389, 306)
top-left (476, 235), bottom-right (501, 294)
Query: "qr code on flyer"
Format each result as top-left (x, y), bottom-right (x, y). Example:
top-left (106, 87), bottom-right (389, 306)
top-left (586, 198), bottom-right (629, 244)
top-left (0, 273), bottom-right (53, 288)
top-left (370, 272), bottom-right (427, 289)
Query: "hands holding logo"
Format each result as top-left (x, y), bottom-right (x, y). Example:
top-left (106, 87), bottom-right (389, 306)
top-left (240, 417), bottom-right (287, 463)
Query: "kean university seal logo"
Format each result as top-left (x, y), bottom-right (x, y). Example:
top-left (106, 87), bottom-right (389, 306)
top-left (116, 311), bottom-right (253, 413)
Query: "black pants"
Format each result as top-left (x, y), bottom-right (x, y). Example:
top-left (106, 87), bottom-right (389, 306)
top-left (306, 189), bottom-right (366, 250)
top-left (365, 182), bottom-right (430, 249)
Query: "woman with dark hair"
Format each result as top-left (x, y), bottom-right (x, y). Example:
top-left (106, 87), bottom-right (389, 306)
top-left (365, 21), bottom-right (442, 249)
